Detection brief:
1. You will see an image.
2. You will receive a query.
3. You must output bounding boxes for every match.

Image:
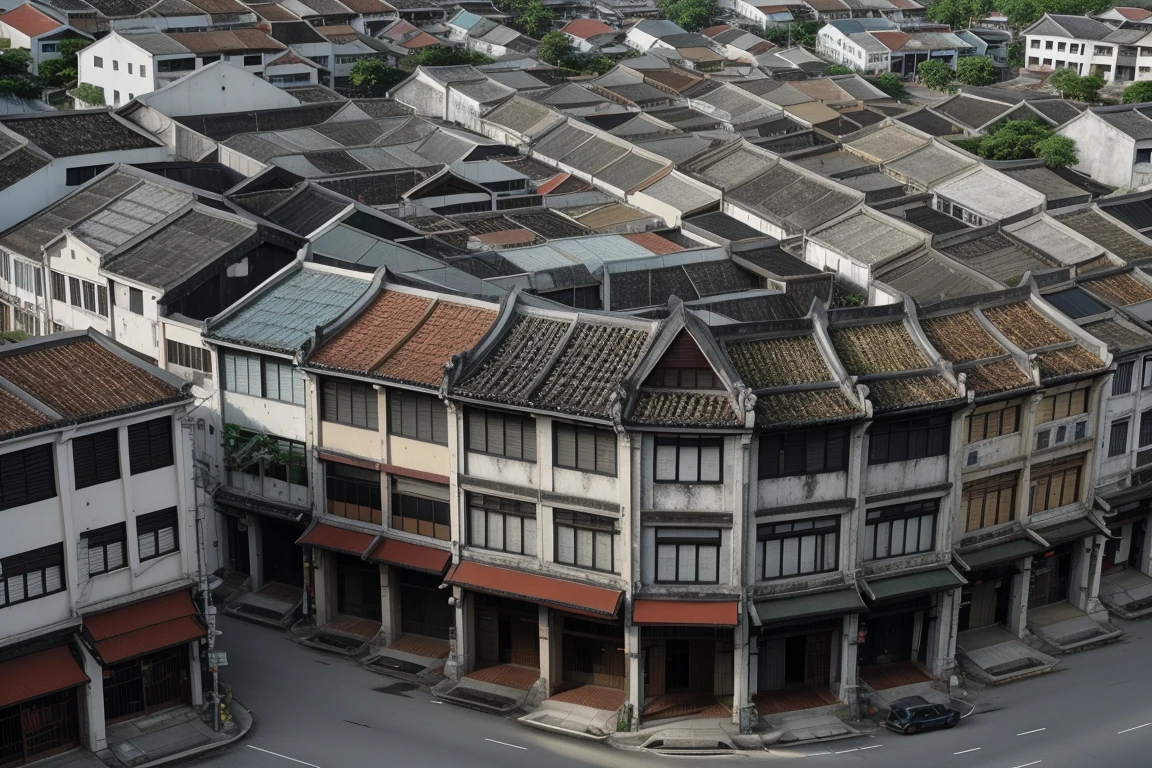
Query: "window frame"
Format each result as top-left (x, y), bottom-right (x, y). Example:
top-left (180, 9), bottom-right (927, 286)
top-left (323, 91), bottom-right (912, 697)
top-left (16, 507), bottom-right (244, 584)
top-left (392, 483), bottom-right (451, 541)
top-left (867, 414), bottom-right (950, 465)
top-left (166, 339), bottom-right (213, 374)
top-left (137, 507), bottom-right (179, 561)
top-left (654, 435), bottom-right (723, 484)
top-left (1114, 360), bottom-right (1135, 396)
top-left (759, 426), bottom-right (849, 479)
top-left (1109, 418), bottom-right (1130, 458)
top-left (963, 471), bottom-right (1018, 531)
top-left (127, 416), bottom-right (173, 475)
top-left (655, 527), bottom-right (721, 584)
top-left (467, 492), bottom-right (537, 556)
top-left (0, 443), bottom-right (57, 512)
top-left (0, 543), bottom-right (66, 608)
top-left (756, 517), bottom-right (839, 580)
top-left (864, 501), bottom-right (936, 560)
top-left (72, 427), bottom-right (121, 490)
top-left (1029, 455), bottom-right (1084, 513)
top-left (82, 522), bottom-right (128, 576)
top-left (466, 406), bottom-right (537, 462)
top-left (553, 422), bottom-right (616, 476)
top-left (554, 509), bottom-right (618, 573)
top-left (321, 378), bottom-right (379, 430)
top-left (388, 389), bottom-right (448, 445)
top-left (325, 461), bottom-right (382, 525)
top-left (966, 402), bottom-right (1020, 443)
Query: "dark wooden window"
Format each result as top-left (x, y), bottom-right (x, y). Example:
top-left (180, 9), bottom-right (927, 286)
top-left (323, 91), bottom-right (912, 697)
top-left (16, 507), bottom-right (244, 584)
top-left (321, 378), bottom-right (378, 430)
top-left (655, 436), bottom-right (722, 483)
top-left (137, 507), bottom-right (179, 561)
top-left (166, 340), bottom-right (212, 374)
top-left (0, 543), bottom-right (65, 606)
top-left (554, 510), bottom-right (617, 572)
top-left (656, 528), bottom-right (720, 583)
top-left (467, 407), bottom-right (536, 461)
top-left (389, 390), bottom-right (447, 444)
top-left (127, 417), bottom-right (173, 475)
top-left (1030, 455), bottom-right (1084, 513)
top-left (326, 463), bottom-right (381, 525)
top-left (392, 480), bottom-right (450, 541)
top-left (1110, 418), bottom-right (1130, 457)
top-left (72, 428), bottom-right (121, 489)
top-left (129, 287), bottom-right (143, 315)
top-left (468, 493), bottom-right (536, 555)
top-left (757, 517), bottom-right (838, 579)
top-left (966, 402), bottom-right (1020, 443)
top-left (865, 501), bottom-right (936, 559)
top-left (0, 444), bottom-right (56, 511)
top-left (759, 427), bottom-right (848, 478)
top-left (82, 523), bottom-right (127, 576)
top-left (554, 423), bottom-right (615, 475)
top-left (963, 472), bottom-right (1018, 531)
top-left (868, 414), bottom-right (950, 465)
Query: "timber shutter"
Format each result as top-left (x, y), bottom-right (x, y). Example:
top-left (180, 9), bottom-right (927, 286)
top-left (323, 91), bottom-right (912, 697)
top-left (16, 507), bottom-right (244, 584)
top-left (0, 444), bottom-right (56, 511)
top-left (73, 428), bottom-right (121, 489)
top-left (127, 417), bottom-right (174, 475)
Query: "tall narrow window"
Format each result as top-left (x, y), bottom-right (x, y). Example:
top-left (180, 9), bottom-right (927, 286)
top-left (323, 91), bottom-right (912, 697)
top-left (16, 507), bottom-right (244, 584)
top-left (757, 518), bottom-right (838, 579)
top-left (962, 472), bottom-right (1018, 531)
top-left (656, 528), bottom-right (721, 583)
top-left (554, 423), bottom-right (615, 475)
top-left (72, 428), bottom-right (121, 489)
top-left (554, 510), bottom-right (617, 572)
top-left (127, 417), bottom-right (173, 475)
top-left (82, 523), bottom-right (127, 576)
top-left (1110, 418), bottom-right (1130, 457)
top-left (654, 436), bottom-right (722, 483)
top-left (0, 444), bottom-right (57, 511)
top-left (467, 493), bottom-right (536, 555)
top-left (389, 390), bottom-right (447, 444)
top-left (865, 501), bottom-right (936, 559)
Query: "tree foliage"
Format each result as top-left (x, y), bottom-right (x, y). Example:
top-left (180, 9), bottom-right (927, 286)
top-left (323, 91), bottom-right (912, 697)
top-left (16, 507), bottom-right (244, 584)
top-left (557, 53), bottom-right (615, 75)
top-left (73, 81), bottom-right (104, 106)
top-left (917, 59), bottom-right (955, 91)
top-left (659, 0), bottom-right (716, 32)
top-left (402, 45), bottom-right (494, 67)
top-left (516, 2), bottom-right (554, 38)
top-left (0, 77), bottom-right (39, 99)
top-left (955, 55), bottom-right (995, 86)
top-left (348, 58), bottom-right (406, 94)
top-left (1124, 80), bottom-right (1152, 104)
top-left (995, 0), bottom-right (1110, 29)
top-left (1047, 67), bottom-right (1103, 102)
top-left (969, 119), bottom-right (1078, 167)
top-left (761, 20), bottom-right (820, 48)
top-left (538, 30), bottom-right (572, 64)
top-left (926, 0), bottom-right (992, 29)
top-left (871, 72), bottom-right (907, 100)
top-left (825, 64), bottom-right (854, 75)
top-left (36, 37), bottom-right (91, 88)
top-left (0, 48), bottom-right (32, 76)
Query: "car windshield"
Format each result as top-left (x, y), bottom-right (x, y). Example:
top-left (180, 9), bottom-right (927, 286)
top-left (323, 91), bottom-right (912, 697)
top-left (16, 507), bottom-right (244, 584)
top-left (890, 708), bottom-right (908, 719)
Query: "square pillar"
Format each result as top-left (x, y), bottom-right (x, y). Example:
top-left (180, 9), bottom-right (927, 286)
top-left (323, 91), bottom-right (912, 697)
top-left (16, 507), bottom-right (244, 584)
top-left (78, 642), bottom-right (107, 751)
top-left (1008, 557), bottom-right (1031, 637)
top-left (446, 586), bottom-right (471, 680)
top-left (732, 621), bottom-right (752, 731)
top-left (537, 605), bottom-right (552, 698)
top-left (313, 549), bottom-right (336, 626)
top-left (929, 588), bottom-right (960, 679)
top-left (625, 623), bottom-right (641, 731)
top-left (246, 515), bottom-right (263, 592)
top-left (379, 565), bottom-right (397, 647)
top-left (840, 614), bottom-right (859, 718)
top-left (189, 642), bottom-right (204, 707)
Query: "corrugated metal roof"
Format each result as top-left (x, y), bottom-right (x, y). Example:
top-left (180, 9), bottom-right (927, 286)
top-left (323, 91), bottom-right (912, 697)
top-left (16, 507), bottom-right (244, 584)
top-left (210, 267), bottom-right (370, 352)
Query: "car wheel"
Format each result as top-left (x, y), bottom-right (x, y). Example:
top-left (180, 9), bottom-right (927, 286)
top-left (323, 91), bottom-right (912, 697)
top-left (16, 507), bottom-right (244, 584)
top-left (946, 719), bottom-right (958, 729)
top-left (905, 726), bottom-right (918, 735)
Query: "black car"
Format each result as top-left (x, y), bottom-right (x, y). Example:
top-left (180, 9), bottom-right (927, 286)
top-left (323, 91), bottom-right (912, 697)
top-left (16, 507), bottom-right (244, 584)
top-left (884, 696), bottom-right (960, 735)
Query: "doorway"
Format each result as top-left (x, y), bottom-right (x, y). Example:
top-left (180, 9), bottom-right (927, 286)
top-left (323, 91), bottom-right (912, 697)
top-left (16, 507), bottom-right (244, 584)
top-left (1029, 542), bottom-right (1074, 608)
top-left (261, 518), bottom-right (304, 587)
top-left (560, 616), bottom-right (625, 689)
top-left (0, 688), bottom-right (80, 767)
top-left (474, 595), bottom-right (539, 669)
top-left (103, 647), bottom-right (190, 724)
top-left (336, 555), bottom-right (381, 621)
top-left (398, 570), bottom-right (452, 639)
top-left (959, 566), bottom-right (1014, 631)
top-left (225, 515), bottom-right (249, 574)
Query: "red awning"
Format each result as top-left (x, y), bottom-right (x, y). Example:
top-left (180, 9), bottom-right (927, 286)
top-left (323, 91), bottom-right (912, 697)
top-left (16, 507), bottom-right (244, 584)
top-left (369, 538), bottom-right (451, 574)
top-left (296, 521), bottom-right (375, 557)
top-left (0, 645), bottom-right (90, 708)
top-left (632, 599), bottom-right (739, 627)
top-left (84, 590), bottom-right (206, 665)
top-left (445, 561), bottom-right (623, 618)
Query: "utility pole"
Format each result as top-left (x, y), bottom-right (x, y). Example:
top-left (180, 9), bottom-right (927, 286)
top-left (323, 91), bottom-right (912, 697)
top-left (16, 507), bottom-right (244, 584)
top-left (185, 416), bottom-right (221, 732)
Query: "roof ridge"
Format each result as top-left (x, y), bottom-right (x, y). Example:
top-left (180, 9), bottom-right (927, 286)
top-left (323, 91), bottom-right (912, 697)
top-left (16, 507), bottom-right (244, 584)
top-left (369, 294), bottom-right (437, 372)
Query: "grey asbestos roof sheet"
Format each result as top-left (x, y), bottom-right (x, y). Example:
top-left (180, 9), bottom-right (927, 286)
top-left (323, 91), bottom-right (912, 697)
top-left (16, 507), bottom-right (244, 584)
top-left (691, 292), bottom-right (802, 322)
top-left (874, 249), bottom-right (994, 303)
top-left (563, 136), bottom-right (629, 174)
top-left (811, 210), bottom-right (923, 265)
top-left (845, 125), bottom-right (929, 162)
top-left (1007, 216), bottom-right (1102, 264)
top-left (685, 145), bottom-right (772, 190)
top-left (120, 31), bottom-right (191, 55)
top-left (1096, 108), bottom-right (1152, 140)
top-left (453, 78), bottom-right (516, 105)
top-left (933, 95), bottom-right (1012, 130)
top-left (0, 172), bottom-right (140, 256)
top-left (935, 230), bottom-right (1051, 282)
top-left (596, 152), bottom-right (667, 191)
top-left (685, 211), bottom-right (764, 241)
top-left (102, 208), bottom-right (254, 289)
top-left (640, 173), bottom-right (717, 212)
top-left (1, 112), bottom-right (159, 158)
top-left (71, 182), bottom-right (193, 255)
top-left (532, 122), bottom-right (594, 160)
top-left (896, 108), bottom-right (961, 137)
top-left (728, 164), bottom-right (860, 233)
top-left (1001, 166), bottom-right (1089, 203)
top-left (1055, 207), bottom-right (1152, 262)
top-left (885, 143), bottom-right (975, 187)
top-left (210, 268), bottom-right (368, 352)
top-left (266, 187), bottom-right (347, 235)
top-left (484, 96), bottom-right (559, 135)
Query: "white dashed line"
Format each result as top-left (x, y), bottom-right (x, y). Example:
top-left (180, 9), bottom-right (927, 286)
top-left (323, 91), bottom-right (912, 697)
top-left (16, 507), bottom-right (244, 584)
top-left (1017, 728), bottom-right (1047, 736)
top-left (484, 738), bottom-right (527, 750)
top-left (859, 745), bottom-right (882, 750)
top-left (1120, 723), bottom-right (1152, 735)
top-left (1009, 762), bottom-right (1041, 768)
top-left (247, 746), bottom-right (321, 767)
top-left (834, 748), bottom-right (859, 754)
top-left (954, 747), bottom-right (981, 755)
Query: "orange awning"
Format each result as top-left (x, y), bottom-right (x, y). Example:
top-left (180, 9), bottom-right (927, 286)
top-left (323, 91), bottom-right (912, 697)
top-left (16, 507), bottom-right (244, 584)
top-left (369, 538), bottom-right (451, 574)
top-left (296, 521), bottom-right (375, 557)
top-left (85, 590), bottom-right (206, 665)
top-left (445, 561), bottom-right (623, 618)
top-left (632, 599), bottom-right (739, 626)
top-left (0, 645), bottom-right (89, 708)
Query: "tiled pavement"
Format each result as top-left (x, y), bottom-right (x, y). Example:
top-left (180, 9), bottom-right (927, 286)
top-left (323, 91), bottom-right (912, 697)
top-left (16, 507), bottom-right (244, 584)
top-left (642, 692), bottom-right (732, 720)
top-left (324, 614), bottom-right (381, 640)
top-left (858, 661), bottom-right (933, 691)
top-left (464, 663), bottom-right (540, 691)
top-left (549, 685), bottom-right (626, 711)
top-left (753, 685), bottom-right (839, 716)
top-left (388, 634), bottom-right (449, 659)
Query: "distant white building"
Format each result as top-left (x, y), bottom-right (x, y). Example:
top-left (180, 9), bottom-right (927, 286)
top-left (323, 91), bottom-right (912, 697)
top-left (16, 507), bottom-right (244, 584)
top-left (1023, 12), bottom-right (1145, 83)
top-left (0, 3), bottom-right (92, 76)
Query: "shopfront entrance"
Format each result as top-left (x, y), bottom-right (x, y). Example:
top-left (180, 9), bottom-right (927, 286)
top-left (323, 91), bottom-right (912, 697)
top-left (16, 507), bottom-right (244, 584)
top-left (643, 627), bottom-right (733, 697)
top-left (103, 647), bottom-right (190, 724)
top-left (858, 597), bottom-right (930, 667)
top-left (560, 616), bottom-right (625, 690)
top-left (959, 565), bottom-right (1014, 631)
top-left (1029, 542), bottom-right (1074, 608)
top-left (336, 554), bottom-right (382, 622)
top-left (757, 624), bottom-right (834, 691)
top-left (398, 569), bottom-right (453, 639)
top-left (262, 517), bottom-right (305, 588)
top-left (0, 689), bottom-right (80, 767)
top-left (474, 594), bottom-right (539, 669)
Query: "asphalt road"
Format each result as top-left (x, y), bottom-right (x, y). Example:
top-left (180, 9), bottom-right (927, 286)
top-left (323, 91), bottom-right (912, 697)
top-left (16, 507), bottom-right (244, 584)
top-left (194, 614), bottom-right (1152, 768)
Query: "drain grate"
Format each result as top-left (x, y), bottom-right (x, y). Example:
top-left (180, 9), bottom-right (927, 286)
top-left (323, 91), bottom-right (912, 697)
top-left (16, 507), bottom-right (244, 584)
top-left (230, 603), bottom-right (288, 621)
top-left (366, 656), bottom-right (427, 675)
top-left (310, 633), bottom-right (364, 651)
top-left (987, 658), bottom-right (1046, 676)
top-left (374, 682), bottom-right (420, 697)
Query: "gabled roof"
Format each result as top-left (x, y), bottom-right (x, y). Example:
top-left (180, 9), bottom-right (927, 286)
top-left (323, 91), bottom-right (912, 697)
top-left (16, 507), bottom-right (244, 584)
top-left (0, 330), bottom-right (188, 441)
top-left (308, 279), bottom-right (497, 388)
top-left (166, 28), bottom-right (285, 54)
top-left (1054, 206), bottom-right (1152, 262)
top-left (1024, 12), bottom-right (1115, 40)
top-left (808, 207), bottom-right (926, 266)
top-left (561, 17), bottom-right (615, 38)
top-left (205, 263), bottom-right (371, 354)
top-left (0, 3), bottom-right (63, 36)
top-left (0, 109), bottom-right (162, 158)
top-left (981, 297), bottom-right (1106, 382)
top-left (919, 308), bottom-right (1032, 398)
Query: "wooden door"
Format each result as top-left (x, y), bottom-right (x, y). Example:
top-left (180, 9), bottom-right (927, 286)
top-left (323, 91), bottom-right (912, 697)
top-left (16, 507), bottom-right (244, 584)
top-left (476, 608), bottom-right (500, 668)
top-left (688, 640), bottom-right (714, 692)
top-left (804, 633), bottom-right (831, 686)
top-left (969, 581), bottom-right (999, 628)
top-left (759, 638), bottom-right (786, 691)
top-left (510, 615), bottom-right (539, 668)
top-left (645, 644), bottom-right (666, 697)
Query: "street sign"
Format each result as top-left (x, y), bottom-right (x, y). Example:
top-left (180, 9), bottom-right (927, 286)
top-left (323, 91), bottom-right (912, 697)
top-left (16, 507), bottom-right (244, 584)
top-left (208, 652), bottom-right (228, 667)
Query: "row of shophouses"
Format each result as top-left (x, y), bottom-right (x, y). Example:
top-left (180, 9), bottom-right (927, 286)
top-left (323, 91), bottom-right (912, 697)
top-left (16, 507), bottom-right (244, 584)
top-left (7, 243), bottom-right (1152, 761)
top-left (197, 255), bottom-right (1149, 729)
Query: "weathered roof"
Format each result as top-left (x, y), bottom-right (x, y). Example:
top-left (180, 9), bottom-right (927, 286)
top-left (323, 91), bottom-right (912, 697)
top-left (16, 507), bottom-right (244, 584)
top-left (310, 288), bottom-right (496, 387)
top-left (0, 333), bottom-right (185, 439)
top-left (1080, 315), bottom-right (1152, 352)
top-left (638, 172), bottom-right (718, 214)
top-left (630, 391), bottom-right (742, 427)
top-left (0, 170), bottom-right (140, 256)
top-left (455, 309), bottom-right (656, 418)
top-left (921, 311), bottom-right (1005, 363)
top-left (166, 28), bottom-right (285, 54)
top-left (1004, 215), bottom-right (1102, 266)
top-left (726, 334), bottom-right (832, 388)
top-left (875, 249), bottom-right (998, 303)
top-left (933, 95), bottom-right (1013, 130)
top-left (1082, 272), bottom-right (1152, 306)
top-left (102, 207), bottom-right (256, 289)
top-left (683, 143), bottom-right (774, 190)
top-left (981, 301), bottom-right (1069, 351)
top-left (1, 111), bottom-right (160, 158)
top-left (1093, 106), bottom-right (1152, 141)
top-left (1054, 207), bottom-right (1152, 262)
top-left (999, 165), bottom-right (1090, 203)
top-left (844, 124), bottom-right (929, 162)
top-left (935, 230), bottom-right (1052, 283)
top-left (207, 266), bottom-right (370, 353)
top-left (727, 162), bottom-right (860, 233)
top-left (884, 142), bottom-right (975, 188)
top-left (610, 260), bottom-right (758, 310)
top-left (756, 387), bottom-right (859, 427)
top-left (934, 166), bottom-right (1044, 222)
top-left (829, 320), bottom-right (930, 375)
top-left (809, 208), bottom-right (924, 265)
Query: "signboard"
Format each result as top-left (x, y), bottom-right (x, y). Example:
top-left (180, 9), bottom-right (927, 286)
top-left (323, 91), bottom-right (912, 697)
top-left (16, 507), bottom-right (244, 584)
top-left (208, 652), bottom-right (228, 668)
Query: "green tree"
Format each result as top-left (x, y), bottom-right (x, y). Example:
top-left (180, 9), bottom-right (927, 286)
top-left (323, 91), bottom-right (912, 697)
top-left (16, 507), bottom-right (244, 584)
top-left (0, 48), bottom-right (32, 76)
top-left (538, 30), bottom-right (572, 64)
top-left (825, 63), bottom-right (854, 74)
top-left (917, 59), bottom-right (955, 91)
top-left (660, 0), bottom-right (716, 32)
top-left (978, 119), bottom-right (1051, 159)
top-left (871, 72), bottom-right (907, 100)
top-left (37, 59), bottom-right (76, 88)
top-left (1074, 73), bottom-right (1104, 103)
top-left (515, 1), bottom-right (554, 38)
top-left (72, 81), bottom-right (104, 105)
top-left (1047, 66), bottom-right (1080, 96)
top-left (402, 45), bottom-right (494, 67)
top-left (0, 77), bottom-right (39, 99)
top-left (1123, 80), bottom-right (1152, 104)
top-left (348, 58), bottom-right (406, 94)
top-left (955, 56), bottom-right (995, 86)
top-left (926, 0), bottom-right (991, 29)
top-left (57, 38), bottom-right (92, 59)
top-left (1033, 134), bottom-right (1078, 167)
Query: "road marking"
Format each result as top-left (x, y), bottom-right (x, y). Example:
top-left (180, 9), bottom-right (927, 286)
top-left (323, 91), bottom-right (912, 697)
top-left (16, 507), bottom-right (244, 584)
top-left (247, 745), bottom-right (321, 767)
top-left (959, 702), bottom-right (977, 719)
top-left (1120, 723), bottom-right (1152, 734)
top-left (429, 701), bottom-right (443, 704)
top-left (1009, 762), bottom-right (1041, 768)
top-left (834, 748), bottom-right (859, 754)
top-left (859, 745), bottom-right (882, 751)
top-left (485, 738), bottom-right (527, 750)
top-left (954, 748), bottom-right (981, 755)
top-left (343, 720), bottom-right (370, 728)
top-left (1017, 728), bottom-right (1046, 736)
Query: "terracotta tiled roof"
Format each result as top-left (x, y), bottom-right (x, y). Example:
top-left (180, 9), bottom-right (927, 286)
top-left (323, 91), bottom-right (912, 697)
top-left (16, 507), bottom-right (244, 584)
top-left (1116, 6), bottom-right (1152, 20)
top-left (403, 31), bottom-right (440, 48)
top-left (0, 3), bottom-right (62, 36)
top-left (314, 24), bottom-right (359, 42)
top-left (726, 335), bottom-right (832, 388)
top-left (701, 23), bottom-right (732, 37)
top-left (1035, 346), bottom-right (1105, 379)
top-left (537, 172), bottom-right (572, 195)
top-left (167, 28), bottom-right (285, 54)
top-left (756, 388), bottom-right (858, 426)
top-left (369, 537), bottom-right (451, 573)
top-left (446, 560), bottom-right (623, 617)
top-left (867, 374), bottom-right (957, 413)
top-left (296, 521), bottom-right (375, 556)
top-left (624, 231), bottom-right (684, 255)
top-left (0, 645), bottom-right (89, 709)
top-left (921, 312), bottom-right (1005, 363)
top-left (1083, 273), bottom-right (1152, 306)
top-left (560, 17), bottom-right (615, 38)
top-left (311, 289), bottom-right (496, 388)
top-left (830, 322), bottom-right (929, 375)
top-left (0, 388), bottom-right (51, 439)
top-left (85, 590), bottom-right (205, 665)
top-left (0, 337), bottom-right (182, 423)
top-left (250, 2), bottom-right (300, 20)
top-left (962, 359), bottom-right (1032, 395)
top-left (473, 228), bottom-right (538, 247)
top-left (630, 391), bottom-right (741, 427)
top-left (338, 0), bottom-right (395, 13)
top-left (870, 31), bottom-right (913, 51)
top-left (982, 302), bottom-right (1069, 351)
